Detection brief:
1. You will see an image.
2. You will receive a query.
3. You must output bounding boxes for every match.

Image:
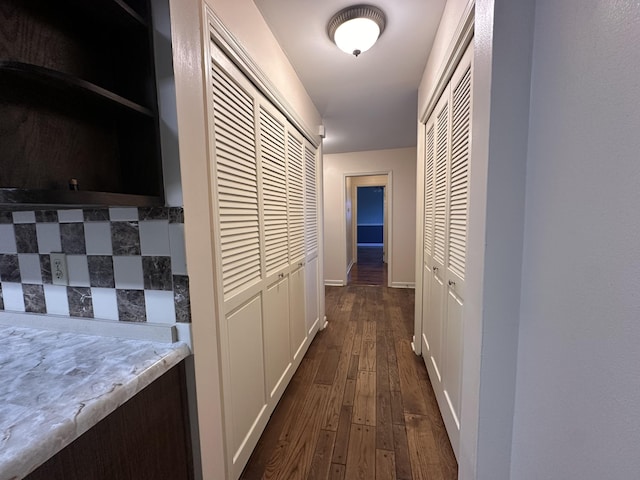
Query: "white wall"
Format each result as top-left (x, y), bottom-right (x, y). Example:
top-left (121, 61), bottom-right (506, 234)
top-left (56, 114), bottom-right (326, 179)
top-left (511, 1), bottom-right (640, 478)
top-left (323, 147), bottom-right (416, 287)
top-left (206, 0), bottom-right (321, 131)
top-left (418, 0), bottom-right (472, 116)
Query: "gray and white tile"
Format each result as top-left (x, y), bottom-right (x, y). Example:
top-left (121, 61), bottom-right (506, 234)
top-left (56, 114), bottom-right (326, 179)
top-left (35, 223), bottom-right (62, 254)
top-left (142, 256), bottom-right (172, 291)
top-left (0, 255), bottom-right (21, 283)
top-left (111, 222), bottom-right (141, 256)
top-left (113, 256), bottom-right (144, 290)
top-left (60, 223), bottom-right (86, 254)
top-left (23, 284), bottom-right (46, 314)
top-left (116, 289), bottom-right (146, 322)
top-left (173, 275), bottom-right (191, 323)
top-left (43, 284), bottom-right (69, 316)
top-left (67, 287), bottom-right (93, 318)
top-left (17, 254), bottom-right (42, 284)
top-left (87, 256), bottom-right (115, 288)
top-left (66, 255), bottom-right (90, 287)
top-left (15, 224), bottom-right (38, 254)
top-left (84, 222), bottom-right (112, 255)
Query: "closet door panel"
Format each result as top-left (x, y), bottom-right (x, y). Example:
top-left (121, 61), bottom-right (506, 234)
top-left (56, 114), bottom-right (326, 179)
top-left (305, 255), bottom-right (319, 333)
top-left (304, 143), bottom-right (319, 258)
top-left (258, 104), bottom-right (289, 280)
top-left (304, 142), bottom-right (319, 333)
top-left (428, 90), bottom-right (451, 380)
top-left (289, 265), bottom-right (307, 361)
top-left (287, 130), bottom-right (305, 265)
top-left (442, 48), bottom-right (472, 441)
top-left (226, 295), bottom-right (267, 460)
top-left (422, 121), bottom-right (436, 357)
top-left (210, 61), bottom-right (261, 303)
top-left (264, 276), bottom-right (291, 399)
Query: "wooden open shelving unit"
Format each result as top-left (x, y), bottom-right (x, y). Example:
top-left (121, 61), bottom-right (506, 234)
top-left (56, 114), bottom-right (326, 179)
top-left (0, 0), bottom-right (164, 208)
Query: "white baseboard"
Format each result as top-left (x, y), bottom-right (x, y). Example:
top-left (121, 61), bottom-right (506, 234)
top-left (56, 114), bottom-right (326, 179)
top-left (324, 280), bottom-right (345, 287)
top-left (391, 282), bottom-right (416, 289)
top-left (346, 260), bottom-right (354, 274)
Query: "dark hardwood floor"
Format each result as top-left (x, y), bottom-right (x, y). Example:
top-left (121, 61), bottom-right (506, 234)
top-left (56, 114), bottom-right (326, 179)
top-left (348, 246), bottom-right (387, 286)
top-left (240, 286), bottom-right (457, 480)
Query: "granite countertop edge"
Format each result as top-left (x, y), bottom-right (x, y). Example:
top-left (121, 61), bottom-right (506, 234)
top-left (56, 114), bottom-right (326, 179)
top-left (0, 325), bottom-right (192, 480)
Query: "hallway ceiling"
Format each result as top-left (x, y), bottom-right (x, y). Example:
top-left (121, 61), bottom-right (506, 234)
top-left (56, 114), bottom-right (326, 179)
top-left (253, 0), bottom-right (446, 154)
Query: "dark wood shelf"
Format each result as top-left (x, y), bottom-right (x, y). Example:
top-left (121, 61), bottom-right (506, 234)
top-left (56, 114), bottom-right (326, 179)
top-left (0, 61), bottom-right (154, 117)
top-left (106, 0), bottom-right (147, 26)
top-left (60, 0), bottom-right (147, 29)
top-left (0, 189), bottom-right (163, 210)
top-left (1, 0), bottom-right (164, 208)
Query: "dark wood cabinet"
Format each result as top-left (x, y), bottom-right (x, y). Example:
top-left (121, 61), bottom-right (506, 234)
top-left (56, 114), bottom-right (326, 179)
top-left (0, 0), bottom-right (164, 208)
top-left (25, 361), bottom-right (193, 480)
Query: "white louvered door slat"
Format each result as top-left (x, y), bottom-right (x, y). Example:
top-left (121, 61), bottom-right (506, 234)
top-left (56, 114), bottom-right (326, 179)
top-left (304, 143), bottom-right (318, 257)
top-left (259, 105), bottom-right (289, 278)
top-left (287, 130), bottom-right (305, 264)
top-left (433, 101), bottom-right (449, 267)
top-left (447, 65), bottom-right (471, 281)
top-left (211, 66), bottom-right (261, 301)
top-left (424, 124), bottom-right (435, 260)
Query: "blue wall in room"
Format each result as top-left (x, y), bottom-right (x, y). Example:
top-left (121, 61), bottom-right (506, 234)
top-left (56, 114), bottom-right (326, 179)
top-left (357, 186), bottom-right (383, 244)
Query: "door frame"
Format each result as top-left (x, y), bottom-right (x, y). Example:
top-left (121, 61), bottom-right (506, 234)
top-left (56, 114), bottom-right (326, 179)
top-left (353, 184), bottom-right (387, 262)
top-left (342, 171), bottom-right (392, 287)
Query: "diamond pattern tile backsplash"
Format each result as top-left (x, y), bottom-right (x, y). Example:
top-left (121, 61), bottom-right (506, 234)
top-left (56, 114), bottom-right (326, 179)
top-left (0, 207), bottom-right (190, 324)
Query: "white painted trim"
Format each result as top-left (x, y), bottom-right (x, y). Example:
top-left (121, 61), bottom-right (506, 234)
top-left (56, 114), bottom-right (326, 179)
top-left (324, 280), bottom-right (345, 287)
top-left (420, 1), bottom-right (475, 124)
top-left (413, 121), bottom-right (427, 357)
top-left (308, 317), bottom-right (320, 336)
top-left (0, 311), bottom-right (178, 343)
top-left (206, 10), bottom-right (319, 147)
top-left (343, 171), bottom-right (393, 287)
top-left (391, 282), bottom-right (416, 289)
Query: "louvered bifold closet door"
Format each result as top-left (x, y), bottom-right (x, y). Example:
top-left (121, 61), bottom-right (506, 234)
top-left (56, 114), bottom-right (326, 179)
top-left (304, 143), bottom-right (318, 258)
top-left (442, 44), bottom-right (473, 451)
top-left (447, 63), bottom-right (471, 284)
top-left (259, 104), bottom-right (289, 278)
top-left (210, 44), bottom-right (270, 480)
top-left (421, 121), bottom-right (437, 358)
top-left (425, 87), bottom-right (451, 400)
top-left (211, 63), bottom-right (261, 301)
top-left (287, 130), bottom-right (305, 265)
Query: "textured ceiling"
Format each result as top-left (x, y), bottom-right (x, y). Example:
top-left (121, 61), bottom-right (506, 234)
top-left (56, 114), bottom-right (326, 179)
top-left (253, 0), bottom-right (446, 154)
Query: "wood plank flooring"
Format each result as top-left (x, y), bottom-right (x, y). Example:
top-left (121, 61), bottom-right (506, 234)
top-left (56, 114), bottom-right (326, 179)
top-left (240, 286), bottom-right (457, 480)
top-left (349, 246), bottom-right (387, 286)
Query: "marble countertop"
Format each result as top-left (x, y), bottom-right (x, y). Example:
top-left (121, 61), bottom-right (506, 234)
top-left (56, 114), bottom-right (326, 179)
top-left (0, 325), bottom-right (191, 480)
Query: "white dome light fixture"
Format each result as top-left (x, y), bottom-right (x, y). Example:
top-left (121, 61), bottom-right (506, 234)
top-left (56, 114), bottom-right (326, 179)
top-left (328, 5), bottom-right (386, 57)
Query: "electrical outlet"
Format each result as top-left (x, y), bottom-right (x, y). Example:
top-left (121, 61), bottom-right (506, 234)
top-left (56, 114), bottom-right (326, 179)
top-left (50, 253), bottom-right (68, 286)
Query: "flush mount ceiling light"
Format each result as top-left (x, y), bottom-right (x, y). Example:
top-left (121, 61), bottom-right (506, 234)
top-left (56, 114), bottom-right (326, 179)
top-left (328, 5), bottom-right (386, 57)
